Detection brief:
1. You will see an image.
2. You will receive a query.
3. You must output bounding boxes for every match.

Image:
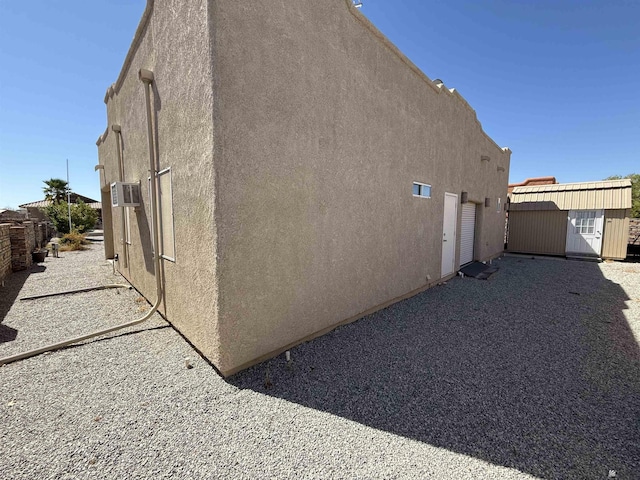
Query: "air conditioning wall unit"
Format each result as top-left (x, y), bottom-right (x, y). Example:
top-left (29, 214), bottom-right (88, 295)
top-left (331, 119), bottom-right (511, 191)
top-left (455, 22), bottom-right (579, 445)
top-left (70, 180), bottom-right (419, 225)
top-left (111, 182), bottom-right (141, 207)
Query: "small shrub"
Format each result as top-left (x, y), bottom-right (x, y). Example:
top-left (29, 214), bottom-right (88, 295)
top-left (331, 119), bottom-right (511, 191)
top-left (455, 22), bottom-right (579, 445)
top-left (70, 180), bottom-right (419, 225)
top-left (59, 231), bottom-right (89, 251)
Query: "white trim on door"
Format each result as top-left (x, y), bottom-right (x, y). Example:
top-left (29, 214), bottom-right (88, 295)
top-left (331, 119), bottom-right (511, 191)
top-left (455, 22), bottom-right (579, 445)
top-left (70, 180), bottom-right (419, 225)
top-left (566, 209), bottom-right (604, 257)
top-left (441, 193), bottom-right (458, 277)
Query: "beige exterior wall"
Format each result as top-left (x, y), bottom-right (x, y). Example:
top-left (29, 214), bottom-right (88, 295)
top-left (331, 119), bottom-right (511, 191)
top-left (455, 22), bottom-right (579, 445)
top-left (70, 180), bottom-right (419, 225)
top-left (507, 210), bottom-right (567, 256)
top-left (99, 0), bottom-right (510, 376)
top-left (602, 210), bottom-right (630, 260)
top-left (211, 1), bottom-right (509, 374)
top-left (97, 0), bottom-right (221, 366)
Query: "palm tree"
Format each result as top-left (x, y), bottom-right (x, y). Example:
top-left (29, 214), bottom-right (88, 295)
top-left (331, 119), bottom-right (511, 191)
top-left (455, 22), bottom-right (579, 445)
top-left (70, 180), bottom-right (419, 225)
top-left (43, 178), bottom-right (70, 204)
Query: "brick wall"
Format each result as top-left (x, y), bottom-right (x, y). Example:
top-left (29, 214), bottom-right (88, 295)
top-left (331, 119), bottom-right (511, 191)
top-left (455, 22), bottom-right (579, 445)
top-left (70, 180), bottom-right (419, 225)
top-left (0, 224), bottom-right (11, 284)
top-left (1, 221), bottom-right (50, 279)
top-left (26, 222), bottom-right (36, 254)
top-left (629, 218), bottom-right (640, 245)
top-left (9, 225), bottom-right (33, 272)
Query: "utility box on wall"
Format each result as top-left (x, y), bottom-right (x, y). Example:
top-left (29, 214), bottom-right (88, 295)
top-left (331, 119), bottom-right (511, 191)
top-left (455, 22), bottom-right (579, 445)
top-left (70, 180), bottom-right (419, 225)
top-left (110, 182), bottom-right (141, 208)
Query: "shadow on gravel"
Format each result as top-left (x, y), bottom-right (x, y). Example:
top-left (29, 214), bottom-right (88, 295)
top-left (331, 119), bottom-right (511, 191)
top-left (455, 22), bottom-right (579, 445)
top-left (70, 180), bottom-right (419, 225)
top-left (0, 264), bottom-right (43, 324)
top-left (0, 324), bottom-right (18, 343)
top-left (230, 258), bottom-right (640, 479)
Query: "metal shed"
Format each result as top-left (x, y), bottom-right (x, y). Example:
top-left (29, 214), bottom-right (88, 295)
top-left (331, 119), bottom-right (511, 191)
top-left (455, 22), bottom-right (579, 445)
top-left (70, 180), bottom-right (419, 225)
top-left (507, 179), bottom-right (632, 260)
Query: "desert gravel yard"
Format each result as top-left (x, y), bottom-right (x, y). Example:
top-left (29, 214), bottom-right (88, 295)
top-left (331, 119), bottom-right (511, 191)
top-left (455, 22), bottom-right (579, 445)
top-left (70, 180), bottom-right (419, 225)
top-left (1, 241), bottom-right (639, 479)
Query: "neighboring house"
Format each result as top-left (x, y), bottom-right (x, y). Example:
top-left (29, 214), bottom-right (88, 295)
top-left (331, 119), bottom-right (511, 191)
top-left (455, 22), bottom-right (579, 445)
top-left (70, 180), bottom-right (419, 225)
top-left (19, 194), bottom-right (101, 224)
top-left (0, 209), bottom-right (27, 223)
top-left (507, 176), bottom-right (557, 194)
top-left (507, 179), bottom-right (632, 260)
top-left (96, 0), bottom-right (511, 376)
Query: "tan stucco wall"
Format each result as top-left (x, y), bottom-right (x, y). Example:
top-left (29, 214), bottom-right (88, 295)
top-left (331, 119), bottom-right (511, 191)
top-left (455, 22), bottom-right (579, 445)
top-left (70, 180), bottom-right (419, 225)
top-left (97, 0), bottom-right (220, 366)
top-left (211, 1), bottom-right (510, 374)
top-left (99, 0), bottom-right (510, 376)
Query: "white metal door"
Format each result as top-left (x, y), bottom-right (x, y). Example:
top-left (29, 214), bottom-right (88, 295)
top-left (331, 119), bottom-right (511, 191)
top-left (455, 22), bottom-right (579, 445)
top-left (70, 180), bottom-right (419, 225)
top-left (441, 193), bottom-right (458, 277)
top-left (566, 210), bottom-right (604, 256)
top-left (460, 203), bottom-right (476, 265)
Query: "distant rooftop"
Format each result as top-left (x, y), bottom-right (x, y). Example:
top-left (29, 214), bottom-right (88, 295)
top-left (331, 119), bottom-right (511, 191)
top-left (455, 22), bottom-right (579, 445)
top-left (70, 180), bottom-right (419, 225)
top-left (19, 193), bottom-right (100, 210)
top-left (507, 176), bottom-right (557, 194)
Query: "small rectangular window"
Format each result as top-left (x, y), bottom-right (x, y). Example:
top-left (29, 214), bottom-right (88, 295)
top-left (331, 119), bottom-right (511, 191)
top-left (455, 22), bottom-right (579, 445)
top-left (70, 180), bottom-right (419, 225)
top-left (575, 211), bottom-right (596, 235)
top-left (413, 182), bottom-right (431, 198)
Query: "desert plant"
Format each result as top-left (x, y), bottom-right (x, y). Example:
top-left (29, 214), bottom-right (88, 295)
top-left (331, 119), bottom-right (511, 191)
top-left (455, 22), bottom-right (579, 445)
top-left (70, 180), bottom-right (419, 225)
top-left (59, 231), bottom-right (89, 251)
top-left (70, 200), bottom-right (98, 232)
top-left (44, 200), bottom-right (98, 235)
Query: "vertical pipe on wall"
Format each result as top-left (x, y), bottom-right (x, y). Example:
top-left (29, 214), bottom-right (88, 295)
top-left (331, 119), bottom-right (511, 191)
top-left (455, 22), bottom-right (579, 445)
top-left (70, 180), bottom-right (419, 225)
top-left (112, 124), bottom-right (128, 268)
top-left (139, 68), bottom-right (163, 306)
top-left (0, 70), bottom-right (165, 368)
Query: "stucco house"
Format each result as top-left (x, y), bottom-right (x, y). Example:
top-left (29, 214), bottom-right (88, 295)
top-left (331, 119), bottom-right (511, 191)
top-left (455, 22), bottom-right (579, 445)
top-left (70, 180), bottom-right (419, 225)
top-left (96, 0), bottom-right (511, 376)
top-left (507, 179), bottom-right (632, 260)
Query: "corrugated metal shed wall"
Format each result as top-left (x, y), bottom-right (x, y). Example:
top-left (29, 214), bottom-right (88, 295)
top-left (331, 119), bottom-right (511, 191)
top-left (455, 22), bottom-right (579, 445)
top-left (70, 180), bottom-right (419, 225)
top-left (507, 210), bottom-right (567, 255)
top-left (602, 210), bottom-right (630, 260)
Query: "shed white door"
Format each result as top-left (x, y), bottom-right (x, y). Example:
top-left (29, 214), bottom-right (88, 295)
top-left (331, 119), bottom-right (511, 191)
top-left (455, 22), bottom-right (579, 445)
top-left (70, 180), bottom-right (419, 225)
top-left (460, 203), bottom-right (476, 265)
top-left (566, 210), bottom-right (604, 256)
top-left (441, 193), bottom-right (458, 277)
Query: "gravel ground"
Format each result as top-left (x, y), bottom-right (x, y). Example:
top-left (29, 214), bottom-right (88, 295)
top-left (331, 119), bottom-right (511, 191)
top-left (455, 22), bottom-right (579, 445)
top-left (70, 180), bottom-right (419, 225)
top-left (1, 242), bottom-right (638, 479)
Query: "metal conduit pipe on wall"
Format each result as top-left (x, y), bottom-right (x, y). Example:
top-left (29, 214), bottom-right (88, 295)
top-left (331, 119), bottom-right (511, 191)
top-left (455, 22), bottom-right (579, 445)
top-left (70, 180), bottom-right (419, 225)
top-left (139, 68), bottom-right (163, 308)
top-left (112, 124), bottom-right (128, 268)
top-left (0, 69), bottom-right (163, 367)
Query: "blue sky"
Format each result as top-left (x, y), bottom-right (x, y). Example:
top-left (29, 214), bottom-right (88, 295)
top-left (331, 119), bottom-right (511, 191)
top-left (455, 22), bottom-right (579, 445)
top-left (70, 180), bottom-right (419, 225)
top-left (1, 0), bottom-right (638, 209)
